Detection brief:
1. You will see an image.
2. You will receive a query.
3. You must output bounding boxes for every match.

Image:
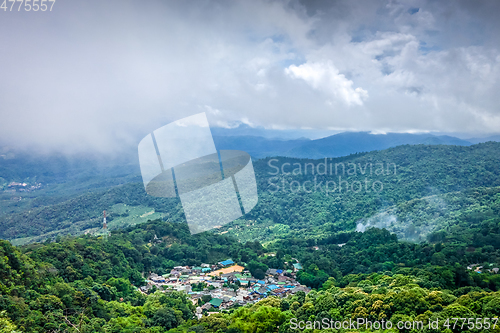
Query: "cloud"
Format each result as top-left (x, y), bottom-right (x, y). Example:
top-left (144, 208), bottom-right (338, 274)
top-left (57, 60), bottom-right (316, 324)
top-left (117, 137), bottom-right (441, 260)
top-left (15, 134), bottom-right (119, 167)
top-left (356, 213), bottom-right (397, 233)
top-left (285, 61), bottom-right (368, 106)
top-left (0, 0), bottom-right (499, 153)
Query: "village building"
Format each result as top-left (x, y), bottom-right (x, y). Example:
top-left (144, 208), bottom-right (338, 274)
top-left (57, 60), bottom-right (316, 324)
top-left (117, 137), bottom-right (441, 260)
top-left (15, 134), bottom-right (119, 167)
top-left (145, 259), bottom-right (310, 310)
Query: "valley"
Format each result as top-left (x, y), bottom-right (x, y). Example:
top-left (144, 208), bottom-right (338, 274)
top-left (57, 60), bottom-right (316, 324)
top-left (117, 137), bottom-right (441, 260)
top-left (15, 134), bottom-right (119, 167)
top-left (1, 140), bottom-right (500, 332)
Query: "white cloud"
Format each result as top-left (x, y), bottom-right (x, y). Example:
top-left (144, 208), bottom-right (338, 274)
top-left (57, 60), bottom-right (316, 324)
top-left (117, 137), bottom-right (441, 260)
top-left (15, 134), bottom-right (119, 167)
top-left (0, 0), bottom-right (499, 153)
top-left (285, 61), bottom-right (368, 106)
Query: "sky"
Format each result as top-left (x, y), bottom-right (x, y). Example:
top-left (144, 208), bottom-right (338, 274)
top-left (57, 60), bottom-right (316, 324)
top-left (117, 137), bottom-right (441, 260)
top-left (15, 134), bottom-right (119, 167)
top-left (1, 0), bottom-right (499, 154)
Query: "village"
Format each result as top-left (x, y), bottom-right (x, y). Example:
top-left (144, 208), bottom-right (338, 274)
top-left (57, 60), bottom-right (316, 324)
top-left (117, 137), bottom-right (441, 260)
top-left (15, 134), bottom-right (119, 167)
top-left (466, 263), bottom-right (500, 274)
top-left (141, 259), bottom-right (310, 317)
top-left (2, 181), bottom-right (43, 192)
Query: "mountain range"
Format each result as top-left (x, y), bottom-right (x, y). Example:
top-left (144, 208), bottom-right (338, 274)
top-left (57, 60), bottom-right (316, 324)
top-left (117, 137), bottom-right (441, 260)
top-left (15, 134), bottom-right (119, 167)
top-left (213, 130), bottom-right (500, 158)
top-left (2, 141), bottom-right (500, 245)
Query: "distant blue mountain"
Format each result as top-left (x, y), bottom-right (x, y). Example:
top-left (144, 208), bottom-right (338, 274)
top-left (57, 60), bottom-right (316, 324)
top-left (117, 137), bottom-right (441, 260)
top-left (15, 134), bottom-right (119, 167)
top-left (285, 132), bottom-right (473, 159)
top-left (210, 124), bottom-right (338, 140)
top-left (213, 131), bottom-right (474, 159)
top-left (212, 135), bottom-right (309, 158)
top-left (466, 135), bottom-right (500, 144)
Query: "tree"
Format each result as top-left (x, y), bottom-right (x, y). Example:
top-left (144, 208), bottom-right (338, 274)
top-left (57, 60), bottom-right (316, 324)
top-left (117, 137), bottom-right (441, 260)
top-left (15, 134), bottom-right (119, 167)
top-left (151, 307), bottom-right (179, 330)
top-left (247, 260), bottom-right (268, 280)
top-left (0, 311), bottom-right (20, 333)
top-left (322, 277), bottom-right (337, 290)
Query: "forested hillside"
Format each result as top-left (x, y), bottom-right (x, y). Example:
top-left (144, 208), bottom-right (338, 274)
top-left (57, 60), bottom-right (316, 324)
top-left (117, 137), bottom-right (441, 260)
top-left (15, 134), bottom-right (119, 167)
top-left (224, 142), bottom-right (500, 243)
top-left (2, 142), bottom-right (500, 245)
top-left (0, 218), bottom-right (499, 332)
top-left (1, 143), bottom-right (500, 332)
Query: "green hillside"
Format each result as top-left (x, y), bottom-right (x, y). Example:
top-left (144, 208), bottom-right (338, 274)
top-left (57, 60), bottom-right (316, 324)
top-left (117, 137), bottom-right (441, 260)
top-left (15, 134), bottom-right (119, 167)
top-left (2, 141), bottom-right (500, 332)
top-left (2, 142), bottom-right (500, 245)
top-left (0, 216), bottom-right (499, 332)
top-left (223, 142), bottom-right (500, 243)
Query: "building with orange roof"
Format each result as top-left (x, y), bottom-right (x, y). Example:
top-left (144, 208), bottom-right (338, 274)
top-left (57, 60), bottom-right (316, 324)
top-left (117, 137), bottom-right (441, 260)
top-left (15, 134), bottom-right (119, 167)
top-left (208, 265), bottom-right (245, 277)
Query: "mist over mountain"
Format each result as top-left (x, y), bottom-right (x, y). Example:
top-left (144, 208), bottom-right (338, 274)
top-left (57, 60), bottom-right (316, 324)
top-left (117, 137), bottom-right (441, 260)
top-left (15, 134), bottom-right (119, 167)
top-left (210, 123), bottom-right (338, 140)
top-left (3, 130), bottom-right (495, 169)
top-left (212, 135), bottom-right (309, 159)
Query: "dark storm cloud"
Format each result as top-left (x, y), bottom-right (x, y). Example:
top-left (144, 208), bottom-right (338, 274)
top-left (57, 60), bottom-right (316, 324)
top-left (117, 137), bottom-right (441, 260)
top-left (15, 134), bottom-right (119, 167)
top-left (0, 0), bottom-right (499, 153)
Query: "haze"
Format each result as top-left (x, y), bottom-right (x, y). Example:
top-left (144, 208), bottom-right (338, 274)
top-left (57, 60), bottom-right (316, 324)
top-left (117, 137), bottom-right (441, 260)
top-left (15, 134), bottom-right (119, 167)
top-left (1, 0), bottom-right (499, 154)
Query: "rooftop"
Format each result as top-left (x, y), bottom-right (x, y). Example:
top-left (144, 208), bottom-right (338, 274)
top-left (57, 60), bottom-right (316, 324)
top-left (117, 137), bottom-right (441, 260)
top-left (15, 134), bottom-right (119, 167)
top-left (208, 265), bottom-right (245, 276)
top-left (219, 259), bottom-right (235, 266)
top-left (209, 298), bottom-right (223, 307)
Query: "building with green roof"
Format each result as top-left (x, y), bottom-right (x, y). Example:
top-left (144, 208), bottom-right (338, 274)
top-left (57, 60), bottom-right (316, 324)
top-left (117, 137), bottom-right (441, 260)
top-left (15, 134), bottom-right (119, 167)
top-left (209, 298), bottom-right (223, 308)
